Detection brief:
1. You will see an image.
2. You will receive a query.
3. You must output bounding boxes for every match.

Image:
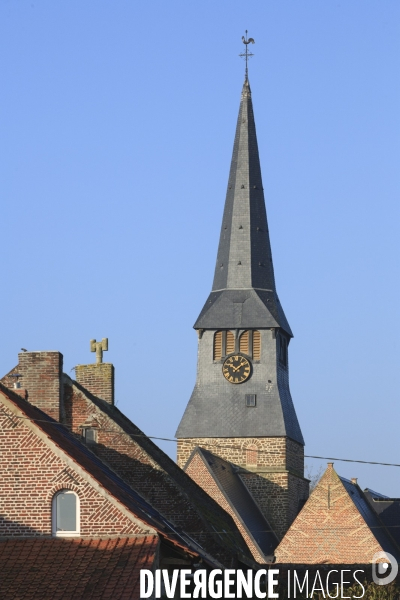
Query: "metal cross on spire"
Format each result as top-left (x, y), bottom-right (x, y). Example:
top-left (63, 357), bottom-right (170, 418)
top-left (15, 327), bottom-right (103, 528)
top-left (239, 30), bottom-right (255, 80)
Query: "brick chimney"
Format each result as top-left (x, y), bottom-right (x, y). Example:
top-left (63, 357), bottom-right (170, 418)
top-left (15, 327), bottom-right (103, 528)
top-left (75, 363), bottom-right (114, 405)
top-left (16, 352), bottom-right (63, 421)
top-left (74, 338), bottom-right (114, 405)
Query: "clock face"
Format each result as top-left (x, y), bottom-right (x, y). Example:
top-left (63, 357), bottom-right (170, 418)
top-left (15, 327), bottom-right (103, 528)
top-left (222, 354), bottom-right (251, 384)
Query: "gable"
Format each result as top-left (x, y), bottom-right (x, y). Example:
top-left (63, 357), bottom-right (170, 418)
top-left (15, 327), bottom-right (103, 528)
top-left (275, 464), bottom-right (386, 564)
top-left (63, 379), bottom-right (253, 565)
top-left (0, 393), bottom-right (151, 537)
top-left (185, 450), bottom-right (271, 564)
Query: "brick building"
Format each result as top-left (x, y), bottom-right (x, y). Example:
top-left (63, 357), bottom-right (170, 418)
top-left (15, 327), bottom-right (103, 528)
top-left (0, 347), bottom-right (256, 599)
top-left (176, 73), bottom-right (309, 542)
top-left (275, 463), bottom-right (400, 564)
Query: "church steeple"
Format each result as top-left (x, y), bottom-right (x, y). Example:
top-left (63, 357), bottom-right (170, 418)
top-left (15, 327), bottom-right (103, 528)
top-left (195, 77), bottom-right (292, 336)
top-left (176, 58), bottom-right (308, 546)
top-left (177, 76), bottom-right (303, 443)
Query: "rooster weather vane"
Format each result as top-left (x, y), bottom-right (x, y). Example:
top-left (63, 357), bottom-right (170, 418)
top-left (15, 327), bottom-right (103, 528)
top-left (239, 30), bottom-right (255, 79)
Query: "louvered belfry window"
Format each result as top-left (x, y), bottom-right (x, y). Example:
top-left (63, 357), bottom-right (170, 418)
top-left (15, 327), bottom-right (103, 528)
top-left (239, 331), bottom-right (249, 354)
top-left (237, 330), bottom-right (261, 359)
top-left (226, 331), bottom-right (235, 355)
top-left (214, 330), bottom-right (236, 360)
top-left (253, 330), bottom-right (261, 360)
top-left (213, 331), bottom-right (223, 360)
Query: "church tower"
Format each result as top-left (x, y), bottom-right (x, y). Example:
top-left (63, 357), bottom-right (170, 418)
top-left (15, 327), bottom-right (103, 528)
top-left (176, 71), bottom-right (309, 539)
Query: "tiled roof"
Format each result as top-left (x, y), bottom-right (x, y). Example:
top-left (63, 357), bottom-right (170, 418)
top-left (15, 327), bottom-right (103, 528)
top-left (0, 383), bottom-right (214, 564)
top-left (0, 536), bottom-right (157, 600)
top-left (71, 379), bottom-right (253, 563)
top-left (191, 448), bottom-right (278, 558)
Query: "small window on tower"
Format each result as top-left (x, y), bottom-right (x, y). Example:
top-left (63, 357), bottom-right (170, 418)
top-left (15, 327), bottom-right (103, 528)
top-left (245, 394), bottom-right (256, 407)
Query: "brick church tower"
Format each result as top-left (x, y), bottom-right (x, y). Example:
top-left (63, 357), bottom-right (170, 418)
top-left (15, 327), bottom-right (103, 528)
top-left (176, 74), bottom-right (309, 539)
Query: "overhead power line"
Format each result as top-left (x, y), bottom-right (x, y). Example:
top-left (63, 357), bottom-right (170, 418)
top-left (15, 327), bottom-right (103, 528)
top-left (1, 411), bottom-right (399, 469)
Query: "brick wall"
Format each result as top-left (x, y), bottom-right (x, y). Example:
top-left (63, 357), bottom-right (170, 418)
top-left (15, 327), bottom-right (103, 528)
top-left (185, 453), bottom-right (266, 564)
top-left (275, 464), bottom-right (384, 563)
top-left (177, 436), bottom-right (304, 474)
top-left (75, 363), bottom-right (114, 405)
top-left (1, 352), bottom-right (63, 421)
top-left (63, 382), bottom-right (239, 565)
top-left (0, 395), bottom-right (148, 538)
top-left (177, 437), bottom-right (309, 540)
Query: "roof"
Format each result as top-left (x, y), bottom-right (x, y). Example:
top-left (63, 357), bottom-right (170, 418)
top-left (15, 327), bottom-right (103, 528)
top-left (0, 536), bottom-right (157, 600)
top-left (69, 379), bottom-right (254, 564)
top-left (340, 477), bottom-right (399, 558)
top-left (0, 382), bottom-right (217, 565)
top-left (194, 78), bottom-right (292, 336)
top-left (189, 448), bottom-right (278, 559)
top-left (364, 488), bottom-right (400, 550)
top-left (176, 369), bottom-right (304, 442)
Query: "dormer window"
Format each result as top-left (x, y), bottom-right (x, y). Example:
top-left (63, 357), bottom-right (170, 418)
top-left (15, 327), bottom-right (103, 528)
top-left (52, 490), bottom-right (80, 537)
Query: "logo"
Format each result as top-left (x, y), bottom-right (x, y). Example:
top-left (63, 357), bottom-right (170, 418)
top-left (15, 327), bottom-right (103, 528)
top-left (372, 551), bottom-right (398, 586)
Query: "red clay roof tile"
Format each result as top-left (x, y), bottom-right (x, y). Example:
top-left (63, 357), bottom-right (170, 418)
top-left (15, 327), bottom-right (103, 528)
top-left (0, 536), bottom-right (158, 600)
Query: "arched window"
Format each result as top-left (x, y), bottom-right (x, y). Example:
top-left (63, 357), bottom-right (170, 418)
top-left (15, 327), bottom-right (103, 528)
top-left (52, 490), bottom-right (80, 537)
top-left (238, 330), bottom-right (261, 360)
top-left (213, 330), bottom-right (235, 360)
top-left (246, 445), bottom-right (258, 466)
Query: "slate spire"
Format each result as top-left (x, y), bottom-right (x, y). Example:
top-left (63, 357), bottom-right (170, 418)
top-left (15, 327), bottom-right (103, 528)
top-left (176, 75), bottom-right (304, 445)
top-left (194, 78), bottom-right (292, 336)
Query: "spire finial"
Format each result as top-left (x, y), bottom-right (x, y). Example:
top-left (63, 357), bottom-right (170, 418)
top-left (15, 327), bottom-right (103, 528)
top-left (239, 30), bottom-right (255, 80)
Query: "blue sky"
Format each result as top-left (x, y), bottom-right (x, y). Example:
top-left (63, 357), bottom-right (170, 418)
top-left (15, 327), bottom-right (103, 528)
top-left (1, 1), bottom-right (399, 494)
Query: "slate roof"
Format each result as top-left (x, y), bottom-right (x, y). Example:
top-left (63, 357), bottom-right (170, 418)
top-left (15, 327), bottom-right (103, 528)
top-left (0, 536), bottom-right (157, 600)
top-left (194, 78), bottom-right (292, 336)
top-left (188, 448), bottom-right (278, 559)
top-left (0, 382), bottom-right (218, 566)
top-left (70, 379), bottom-right (253, 564)
top-left (364, 488), bottom-right (400, 550)
top-left (341, 478), bottom-right (400, 559)
top-left (177, 369), bottom-right (304, 443)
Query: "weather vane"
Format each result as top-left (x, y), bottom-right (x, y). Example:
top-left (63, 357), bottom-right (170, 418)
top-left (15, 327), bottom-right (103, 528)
top-left (239, 30), bottom-right (255, 80)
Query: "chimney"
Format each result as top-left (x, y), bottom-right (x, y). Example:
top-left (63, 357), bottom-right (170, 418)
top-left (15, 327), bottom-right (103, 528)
top-left (16, 352), bottom-right (63, 421)
top-left (351, 478), bottom-right (358, 485)
top-left (75, 363), bottom-right (114, 405)
top-left (74, 338), bottom-right (114, 405)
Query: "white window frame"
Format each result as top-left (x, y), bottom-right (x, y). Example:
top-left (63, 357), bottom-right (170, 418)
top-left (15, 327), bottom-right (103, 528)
top-left (52, 490), bottom-right (80, 537)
